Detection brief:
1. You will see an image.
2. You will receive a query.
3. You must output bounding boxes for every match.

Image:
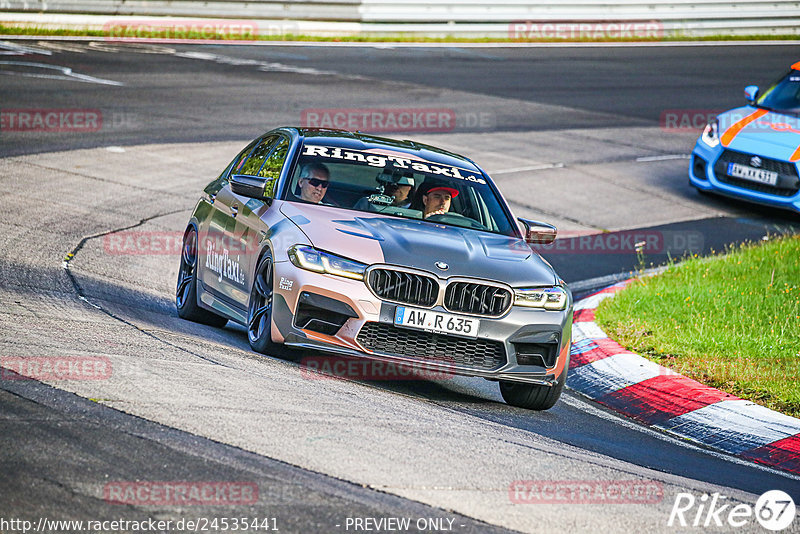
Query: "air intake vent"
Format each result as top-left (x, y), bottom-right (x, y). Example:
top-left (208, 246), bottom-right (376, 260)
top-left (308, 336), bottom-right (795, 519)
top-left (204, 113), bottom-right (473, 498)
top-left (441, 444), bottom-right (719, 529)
top-left (356, 322), bottom-right (506, 371)
top-left (367, 268), bottom-right (438, 307)
top-left (444, 282), bottom-right (512, 317)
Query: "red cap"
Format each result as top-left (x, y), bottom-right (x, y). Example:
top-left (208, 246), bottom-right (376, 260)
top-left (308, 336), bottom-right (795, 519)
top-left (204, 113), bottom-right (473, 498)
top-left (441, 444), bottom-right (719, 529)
top-left (425, 186), bottom-right (459, 198)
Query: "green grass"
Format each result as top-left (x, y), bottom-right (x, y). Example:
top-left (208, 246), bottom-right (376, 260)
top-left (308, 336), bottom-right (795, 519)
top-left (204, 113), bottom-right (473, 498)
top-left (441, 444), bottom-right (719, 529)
top-left (1, 24), bottom-right (799, 43)
top-left (594, 235), bottom-right (800, 417)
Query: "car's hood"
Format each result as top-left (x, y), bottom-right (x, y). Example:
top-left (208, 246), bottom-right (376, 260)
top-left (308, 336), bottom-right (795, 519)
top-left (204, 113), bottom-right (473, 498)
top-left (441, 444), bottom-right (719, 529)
top-left (719, 106), bottom-right (800, 160)
top-left (279, 202), bottom-right (557, 287)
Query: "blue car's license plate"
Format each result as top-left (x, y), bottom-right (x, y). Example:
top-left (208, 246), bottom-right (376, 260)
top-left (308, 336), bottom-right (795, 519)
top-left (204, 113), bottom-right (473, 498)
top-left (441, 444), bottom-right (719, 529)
top-left (727, 162), bottom-right (778, 186)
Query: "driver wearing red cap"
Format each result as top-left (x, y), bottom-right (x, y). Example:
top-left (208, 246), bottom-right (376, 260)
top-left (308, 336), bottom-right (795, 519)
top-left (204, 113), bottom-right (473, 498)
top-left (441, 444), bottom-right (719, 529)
top-left (422, 185), bottom-right (459, 219)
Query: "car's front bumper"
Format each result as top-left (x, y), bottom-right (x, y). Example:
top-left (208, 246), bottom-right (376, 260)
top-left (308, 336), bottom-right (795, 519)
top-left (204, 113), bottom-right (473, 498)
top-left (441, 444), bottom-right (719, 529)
top-left (270, 261), bottom-right (572, 386)
top-left (690, 140), bottom-right (800, 213)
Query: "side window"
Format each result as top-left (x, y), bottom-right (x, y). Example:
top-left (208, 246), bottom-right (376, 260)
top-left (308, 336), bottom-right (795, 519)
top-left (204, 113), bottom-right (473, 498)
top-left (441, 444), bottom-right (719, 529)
top-left (237, 135), bottom-right (278, 176)
top-left (204, 140), bottom-right (258, 196)
top-left (260, 136), bottom-right (290, 198)
top-left (230, 139), bottom-right (261, 175)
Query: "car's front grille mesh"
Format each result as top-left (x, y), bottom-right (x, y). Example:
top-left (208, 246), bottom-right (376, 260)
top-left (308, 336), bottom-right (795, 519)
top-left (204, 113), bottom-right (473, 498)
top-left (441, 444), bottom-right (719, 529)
top-left (715, 149), bottom-right (800, 197)
top-left (356, 322), bottom-right (506, 371)
top-left (718, 150), bottom-right (798, 177)
top-left (444, 282), bottom-right (512, 317)
top-left (367, 268), bottom-right (438, 307)
top-left (718, 176), bottom-right (797, 197)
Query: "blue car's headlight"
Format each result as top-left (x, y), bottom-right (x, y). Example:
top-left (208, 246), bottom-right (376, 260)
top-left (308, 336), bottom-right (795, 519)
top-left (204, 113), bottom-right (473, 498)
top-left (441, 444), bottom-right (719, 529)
top-left (288, 245), bottom-right (367, 281)
top-left (514, 286), bottom-right (568, 310)
top-left (701, 118), bottom-right (720, 147)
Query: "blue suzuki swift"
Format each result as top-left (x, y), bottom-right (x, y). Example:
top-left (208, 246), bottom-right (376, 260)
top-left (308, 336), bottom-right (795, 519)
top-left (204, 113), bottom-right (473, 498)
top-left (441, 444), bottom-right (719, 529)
top-left (690, 61), bottom-right (800, 213)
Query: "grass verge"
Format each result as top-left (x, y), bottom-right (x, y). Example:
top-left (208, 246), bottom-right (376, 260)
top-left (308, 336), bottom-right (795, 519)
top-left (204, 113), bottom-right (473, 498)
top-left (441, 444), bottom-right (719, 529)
top-left (1, 25), bottom-right (799, 43)
top-left (594, 235), bottom-right (800, 417)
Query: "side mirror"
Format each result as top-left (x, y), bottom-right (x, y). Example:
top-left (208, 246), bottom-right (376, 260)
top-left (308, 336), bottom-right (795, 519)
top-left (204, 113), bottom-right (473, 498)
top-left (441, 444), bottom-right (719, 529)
top-left (518, 218), bottom-right (557, 245)
top-left (744, 85), bottom-right (759, 104)
top-left (230, 174), bottom-right (276, 202)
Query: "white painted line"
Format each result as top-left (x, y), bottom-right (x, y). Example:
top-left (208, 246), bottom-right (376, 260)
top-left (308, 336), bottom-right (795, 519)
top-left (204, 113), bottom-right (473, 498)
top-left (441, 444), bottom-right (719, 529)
top-left (0, 40), bottom-right (53, 55)
top-left (0, 61), bottom-right (124, 86)
top-left (489, 162), bottom-right (564, 175)
top-left (174, 50), bottom-right (339, 77)
top-left (561, 392), bottom-right (800, 482)
top-left (572, 322), bottom-right (608, 342)
top-left (568, 353), bottom-right (661, 397)
top-left (598, 352), bottom-right (663, 386)
top-left (571, 267), bottom-right (667, 294)
top-left (573, 291), bottom-right (614, 311)
top-left (662, 400), bottom-right (800, 454)
top-left (569, 272), bottom-right (631, 293)
top-left (87, 42), bottom-right (176, 54)
top-left (636, 154), bottom-right (691, 162)
top-left (26, 41), bottom-right (88, 53)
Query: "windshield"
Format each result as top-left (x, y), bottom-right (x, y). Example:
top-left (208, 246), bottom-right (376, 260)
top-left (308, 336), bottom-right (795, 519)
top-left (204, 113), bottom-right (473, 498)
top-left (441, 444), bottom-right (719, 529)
top-left (285, 143), bottom-right (518, 237)
top-left (756, 70), bottom-right (800, 114)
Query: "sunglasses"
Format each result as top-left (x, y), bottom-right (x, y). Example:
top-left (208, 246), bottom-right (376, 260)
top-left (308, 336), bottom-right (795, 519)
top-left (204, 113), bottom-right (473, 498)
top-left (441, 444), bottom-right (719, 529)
top-left (304, 178), bottom-right (329, 188)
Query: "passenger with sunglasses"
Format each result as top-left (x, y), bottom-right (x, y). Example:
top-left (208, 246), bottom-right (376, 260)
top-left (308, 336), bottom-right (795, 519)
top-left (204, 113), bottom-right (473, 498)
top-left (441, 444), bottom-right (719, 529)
top-left (295, 162), bottom-right (330, 204)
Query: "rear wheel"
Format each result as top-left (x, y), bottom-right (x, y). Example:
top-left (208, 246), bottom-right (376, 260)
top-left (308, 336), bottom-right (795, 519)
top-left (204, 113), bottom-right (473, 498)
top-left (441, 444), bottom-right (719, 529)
top-left (499, 367), bottom-right (566, 411)
top-left (176, 227), bottom-right (228, 327)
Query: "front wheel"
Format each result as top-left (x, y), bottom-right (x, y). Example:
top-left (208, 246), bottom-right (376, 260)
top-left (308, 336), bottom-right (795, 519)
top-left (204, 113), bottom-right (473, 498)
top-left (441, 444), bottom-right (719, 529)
top-left (176, 227), bottom-right (228, 327)
top-left (247, 251), bottom-right (293, 358)
top-left (499, 367), bottom-right (566, 411)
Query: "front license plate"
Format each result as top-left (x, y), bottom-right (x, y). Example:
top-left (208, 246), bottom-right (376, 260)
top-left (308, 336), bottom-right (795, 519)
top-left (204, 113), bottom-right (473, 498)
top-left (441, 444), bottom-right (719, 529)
top-left (394, 306), bottom-right (479, 339)
top-left (727, 162), bottom-right (778, 186)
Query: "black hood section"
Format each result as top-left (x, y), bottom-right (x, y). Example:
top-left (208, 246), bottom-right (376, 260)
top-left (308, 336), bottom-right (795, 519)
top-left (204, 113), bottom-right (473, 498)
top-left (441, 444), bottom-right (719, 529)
top-left (337, 216), bottom-right (557, 287)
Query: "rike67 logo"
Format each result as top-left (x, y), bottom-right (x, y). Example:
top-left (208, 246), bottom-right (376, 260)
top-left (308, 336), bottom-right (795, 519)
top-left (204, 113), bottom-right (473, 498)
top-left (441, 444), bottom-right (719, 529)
top-left (668, 490), bottom-right (796, 531)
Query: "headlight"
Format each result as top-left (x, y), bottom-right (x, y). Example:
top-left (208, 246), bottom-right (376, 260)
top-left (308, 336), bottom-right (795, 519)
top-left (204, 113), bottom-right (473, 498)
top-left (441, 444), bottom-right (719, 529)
top-left (701, 119), bottom-right (720, 147)
top-left (514, 286), bottom-right (568, 310)
top-left (287, 245), bottom-right (366, 280)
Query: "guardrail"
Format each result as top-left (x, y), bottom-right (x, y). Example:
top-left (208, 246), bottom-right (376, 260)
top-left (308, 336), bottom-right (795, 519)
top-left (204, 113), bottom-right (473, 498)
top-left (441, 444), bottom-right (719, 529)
top-left (0, 1), bottom-right (362, 21)
top-left (1, 0), bottom-right (798, 37)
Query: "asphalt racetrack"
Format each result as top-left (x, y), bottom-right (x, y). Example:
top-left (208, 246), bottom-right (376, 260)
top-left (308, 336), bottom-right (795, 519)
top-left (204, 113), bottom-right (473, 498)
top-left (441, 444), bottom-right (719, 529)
top-left (1, 40), bottom-right (799, 533)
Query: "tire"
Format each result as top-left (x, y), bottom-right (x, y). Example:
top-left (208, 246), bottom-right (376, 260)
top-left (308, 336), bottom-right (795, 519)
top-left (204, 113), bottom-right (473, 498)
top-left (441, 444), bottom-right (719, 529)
top-left (689, 175), bottom-right (711, 196)
top-left (247, 250), bottom-right (293, 358)
top-left (499, 366), bottom-right (566, 411)
top-left (176, 227), bottom-right (228, 328)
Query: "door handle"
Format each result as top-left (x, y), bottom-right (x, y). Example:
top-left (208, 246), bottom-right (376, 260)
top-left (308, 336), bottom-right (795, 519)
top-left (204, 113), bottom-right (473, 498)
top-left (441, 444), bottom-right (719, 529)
top-left (231, 204), bottom-right (239, 218)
